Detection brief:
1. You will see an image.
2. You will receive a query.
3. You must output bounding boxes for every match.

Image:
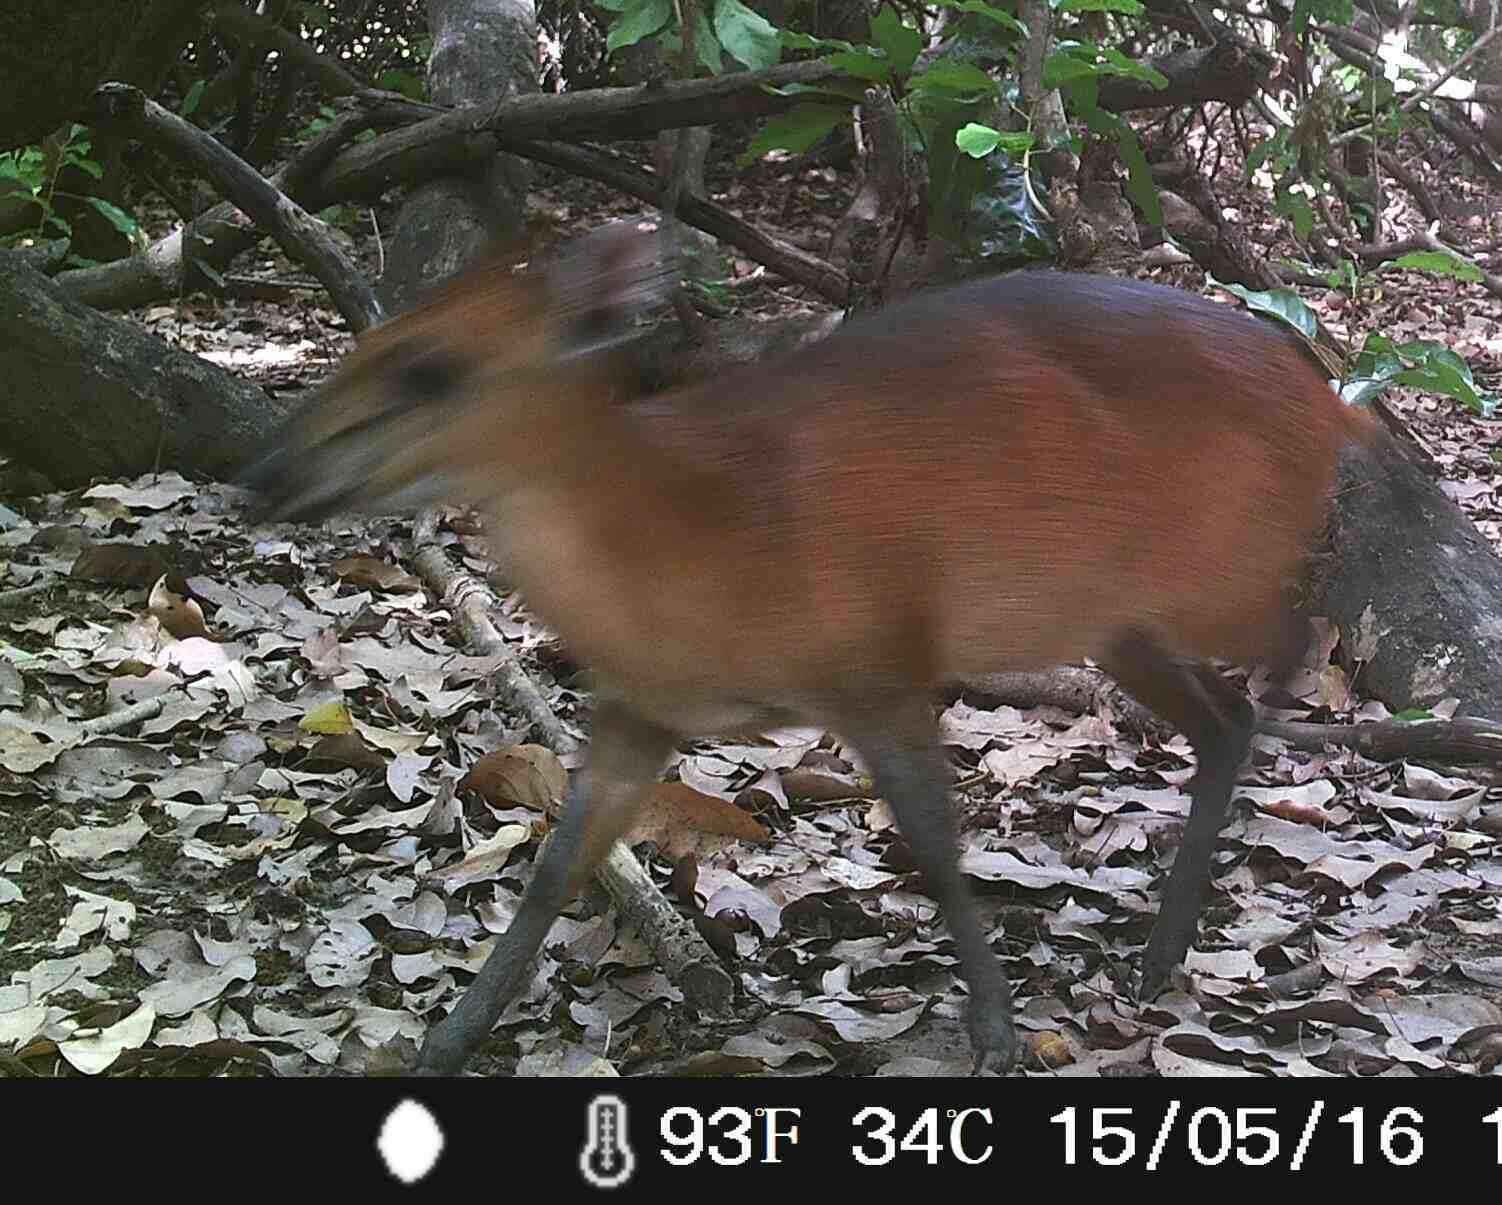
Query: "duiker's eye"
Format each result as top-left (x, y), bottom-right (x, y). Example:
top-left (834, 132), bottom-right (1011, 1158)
top-left (398, 351), bottom-right (464, 400)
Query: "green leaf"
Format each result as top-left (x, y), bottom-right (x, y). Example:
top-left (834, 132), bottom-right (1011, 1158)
top-left (1388, 250), bottom-right (1485, 283)
top-left (1338, 375), bottom-right (1387, 406)
top-left (738, 103), bottom-right (848, 166)
top-left (82, 197), bottom-right (140, 241)
top-left (1249, 130), bottom-right (1300, 181)
top-left (1042, 51), bottom-right (1097, 88)
top-left (1275, 188), bottom-right (1315, 241)
top-left (1343, 333), bottom-right (1493, 414)
top-left (910, 61), bottom-right (997, 98)
top-left (955, 123), bottom-right (1031, 159)
top-left (663, 7), bottom-right (725, 74)
top-left (1290, 0), bottom-right (1353, 34)
top-left (928, 0), bottom-right (1027, 35)
top-left (1096, 46), bottom-right (1169, 87)
top-left (1044, 43), bottom-right (1167, 90)
top-left (693, 8), bottom-right (724, 74)
top-left (955, 124), bottom-right (999, 157)
top-left (605, 0), bottom-right (671, 53)
top-left (1115, 124), bottom-right (1161, 225)
top-left (1212, 279), bottom-right (1320, 341)
top-left (69, 156), bottom-right (105, 181)
top-left (1392, 343), bottom-right (1485, 412)
top-left (181, 79), bottom-right (206, 118)
top-left (825, 46), bottom-right (892, 81)
top-left (714, 0), bottom-right (781, 70)
top-left (1059, 0), bottom-right (1144, 11)
top-left (871, 5), bottom-right (922, 77)
top-left (778, 30), bottom-right (856, 53)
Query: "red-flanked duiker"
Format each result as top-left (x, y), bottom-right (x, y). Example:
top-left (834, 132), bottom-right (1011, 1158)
top-left (244, 227), bottom-right (1373, 1075)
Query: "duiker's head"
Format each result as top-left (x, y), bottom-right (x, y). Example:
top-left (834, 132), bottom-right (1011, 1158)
top-left (242, 221), bottom-right (670, 521)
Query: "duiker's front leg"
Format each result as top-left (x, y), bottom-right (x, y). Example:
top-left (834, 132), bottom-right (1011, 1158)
top-left (418, 700), bottom-right (673, 1075)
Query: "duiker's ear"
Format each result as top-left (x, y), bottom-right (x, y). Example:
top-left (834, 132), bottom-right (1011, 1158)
top-left (543, 219), bottom-right (677, 355)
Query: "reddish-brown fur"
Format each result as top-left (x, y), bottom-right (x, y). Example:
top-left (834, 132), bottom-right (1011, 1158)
top-left (246, 242), bottom-right (1374, 1076)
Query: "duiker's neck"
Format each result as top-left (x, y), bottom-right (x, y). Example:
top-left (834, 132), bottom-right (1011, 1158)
top-left (484, 358), bottom-right (725, 535)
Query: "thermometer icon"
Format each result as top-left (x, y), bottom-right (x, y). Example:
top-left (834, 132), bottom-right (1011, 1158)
top-left (580, 1093), bottom-right (636, 1189)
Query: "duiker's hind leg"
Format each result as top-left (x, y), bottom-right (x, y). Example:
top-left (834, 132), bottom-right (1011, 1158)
top-left (840, 705), bottom-right (1016, 1074)
top-left (418, 700), bottom-right (674, 1075)
top-left (1097, 629), bottom-right (1257, 999)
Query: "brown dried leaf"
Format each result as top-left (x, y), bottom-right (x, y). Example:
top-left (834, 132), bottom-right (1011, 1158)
top-left (460, 744), bottom-right (568, 812)
top-left (1027, 1030), bottom-right (1075, 1069)
top-left (780, 765), bottom-right (870, 802)
top-left (332, 556), bottom-right (422, 593)
top-left (1257, 798), bottom-right (1331, 826)
top-left (303, 732), bottom-right (387, 772)
top-left (148, 576), bottom-right (211, 640)
top-left (624, 781), bottom-right (770, 859)
top-left (71, 544), bottom-right (173, 588)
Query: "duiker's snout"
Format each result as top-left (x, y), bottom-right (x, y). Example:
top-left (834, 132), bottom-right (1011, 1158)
top-left (239, 396), bottom-right (465, 524)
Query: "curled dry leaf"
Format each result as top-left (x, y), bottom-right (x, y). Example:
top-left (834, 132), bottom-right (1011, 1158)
top-left (459, 744), bottom-right (568, 812)
top-left (1257, 798), bottom-right (1331, 826)
top-left (147, 575), bottom-right (211, 640)
top-left (1027, 1030), bottom-right (1074, 1069)
top-left (426, 824), bottom-right (533, 891)
top-left (780, 764), bottom-right (871, 802)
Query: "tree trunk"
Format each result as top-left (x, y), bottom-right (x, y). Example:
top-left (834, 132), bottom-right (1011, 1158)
top-left (1311, 428), bottom-right (1502, 718)
top-left (1463, 0), bottom-right (1502, 155)
top-left (376, 0), bottom-right (537, 314)
top-left (0, 254), bottom-right (291, 486)
top-left (0, 1), bottom-right (156, 150)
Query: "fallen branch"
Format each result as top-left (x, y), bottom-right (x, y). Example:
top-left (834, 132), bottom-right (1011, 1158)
top-left (963, 666), bottom-right (1169, 741)
top-left (969, 668), bottom-right (1502, 770)
top-left (80, 695), bottom-right (167, 735)
top-left (1259, 714), bottom-right (1502, 767)
top-left (410, 511), bottom-right (576, 753)
top-left (0, 580), bottom-right (55, 608)
top-left (60, 105), bottom-right (402, 311)
top-left (93, 83), bottom-right (383, 331)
